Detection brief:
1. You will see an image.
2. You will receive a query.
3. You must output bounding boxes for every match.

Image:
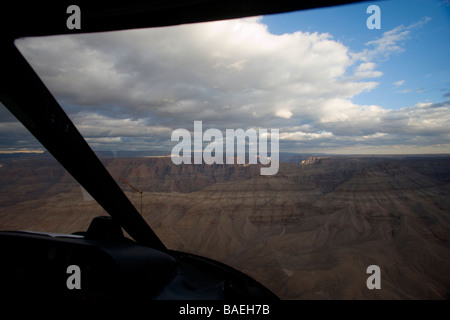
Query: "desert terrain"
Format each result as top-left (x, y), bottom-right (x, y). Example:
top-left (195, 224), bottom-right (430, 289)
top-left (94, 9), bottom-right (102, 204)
top-left (0, 154), bottom-right (449, 299)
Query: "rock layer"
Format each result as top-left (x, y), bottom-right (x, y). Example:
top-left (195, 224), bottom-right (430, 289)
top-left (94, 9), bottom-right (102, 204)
top-left (1, 155), bottom-right (449, 299)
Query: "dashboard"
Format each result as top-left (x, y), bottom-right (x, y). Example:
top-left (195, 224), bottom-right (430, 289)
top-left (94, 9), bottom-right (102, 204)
top-left (0, 216), bottom-right (278, 302)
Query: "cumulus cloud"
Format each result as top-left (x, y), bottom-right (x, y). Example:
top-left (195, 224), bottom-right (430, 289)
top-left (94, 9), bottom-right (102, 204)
top-left (5, 15), bottom-right (448, 154)
top-left (275, 109), bottom-right (293, 119)
top-left (353, 62), bottom-right (383, 79)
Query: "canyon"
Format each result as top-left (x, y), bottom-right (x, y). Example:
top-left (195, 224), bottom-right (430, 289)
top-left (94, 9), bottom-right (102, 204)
top-left (0, 154), bottom-right (449, 299)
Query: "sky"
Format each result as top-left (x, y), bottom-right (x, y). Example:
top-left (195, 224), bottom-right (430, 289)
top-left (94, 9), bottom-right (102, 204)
top-left (1, 0), bottom-right (450, 155)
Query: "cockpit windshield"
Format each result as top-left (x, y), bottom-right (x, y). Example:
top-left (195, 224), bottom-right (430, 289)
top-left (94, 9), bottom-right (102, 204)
top-left (1, 0), bottom-right (450, 299)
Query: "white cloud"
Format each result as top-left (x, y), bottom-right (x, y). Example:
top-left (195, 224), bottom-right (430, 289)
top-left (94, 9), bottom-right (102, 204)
top-left (85, 137), bottom-right (122, 143)
top-left (415, 102), bottom-right (433, 108)
top-left (319, 98), bottom-right (386, 125)
top-left (394, 80), bottom-right (405, 86)
top-left (16, 18), bottom-right (366, 129)
top-left (280, 131), bottom-right (333, 141)
top-left (275, 109), bottom-right (293, 119)
top-left (354, 62), bottom-right (383, 79)
top-left (10, 16), bottom-right (449, 154)
top-left (355, 17), bottom-right (431, 63)
top-left (365, 25), bottom-right (411, 57)
top-left (361, 132), bottom-right (388, 140)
